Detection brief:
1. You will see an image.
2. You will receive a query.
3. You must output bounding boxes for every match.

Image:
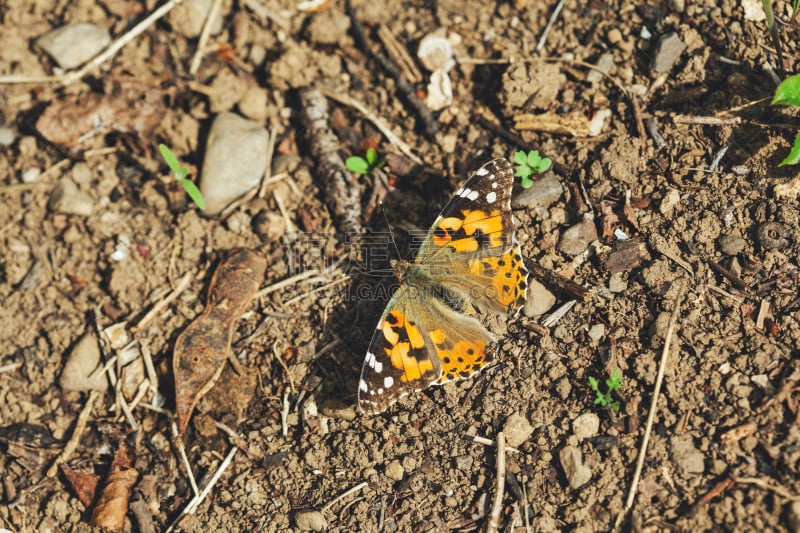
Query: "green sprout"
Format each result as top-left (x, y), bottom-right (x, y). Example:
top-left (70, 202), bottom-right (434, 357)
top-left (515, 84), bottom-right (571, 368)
top-left (158, 144), bottom-right (206, 209)
top-left (513, 149), bottom-right (552, 189)
top-left (588, 368), bottom-right (622, 411)
top-left (772, 74), bottom-right (800, 166)
top-left (345, 148), bottom-right (386, 175)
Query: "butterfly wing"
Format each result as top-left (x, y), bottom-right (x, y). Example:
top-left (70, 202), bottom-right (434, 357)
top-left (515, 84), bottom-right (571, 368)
top-left (357, 287), bottom-right (497, 414)
top-left (416, 158), bottom-right (529, 316)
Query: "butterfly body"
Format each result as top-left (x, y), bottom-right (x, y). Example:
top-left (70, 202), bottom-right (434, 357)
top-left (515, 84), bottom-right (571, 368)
top-left (358, 158), bottom-right (529, 414)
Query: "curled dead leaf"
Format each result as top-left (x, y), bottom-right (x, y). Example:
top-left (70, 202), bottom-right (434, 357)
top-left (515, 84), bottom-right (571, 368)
top-left (90, 467), bottom-right (139, 531)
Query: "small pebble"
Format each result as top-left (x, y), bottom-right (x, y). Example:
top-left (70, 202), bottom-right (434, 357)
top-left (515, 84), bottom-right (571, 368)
top-left (294, 509), bottom-right (327, 532)
top-left (0, 127), bottom-right (15, 146)
top-left (755, 222), bottom-right (791, 250)
top-left (199, 113), bottom-right (270, 215)
top-left (454, 455), bottom-right (473, 470)
top-left (60, 333), bottom-right (108, 392)
top-left (319, 399), bottom-right (356, 421)
top-left (523, 279), bottom-right (556, 318)
top-left (607, 28), bottom-right (622, 45)
top-left (659, 188), bottom-right (681, 215)
top-left (787, 501), bottom-right (800, 532)
top-left (238, 85), bottom-right (270, 123)
top-left (587, 323), bottom-right (605, 343)
top-left (586, 52), bottom-right (614, 84)
top-left (651, 32), bottom-right (686, 73)
top-left (670, 435), bottom-right (704, 475)
top-left (558, 216), bottom-right (598, 256)
top-left (717, 234), bottom-right (746, 256)
top-left (48, 179), bottom-right (93, 216)
top-left (511, 173), bottom-right (563, 209)
top-left (503, 413), bottom-right (534, 447)
top-left (608, 272), bottom-right (627, 293)
top-left (750, 374), bottom-right (776, 395)
top-left (559, 445), bottom-right (592, 489)
top-left (742, 0), bottom-right (766, 21)
top-left (36, 23), bottom-right (110, 69)
top-left (572, 413), bottom-right (600, 440)
top-left (22, 168), bottom-right (41, 184)
top-left (253, 210), bottom-right (287, 242)
top-left (169, 0), bottom-right (224, 38)
top-left (385, 460), bottom-right (405, 481)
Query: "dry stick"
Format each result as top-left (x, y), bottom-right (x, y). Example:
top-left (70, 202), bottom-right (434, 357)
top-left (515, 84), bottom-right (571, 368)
top-left (46, 390), bottom-right (100, 477)
top-left (299, 86), bottom-right (363, 234)
top-left (0, 0), bottom-right (184, 86)
top-left (131, 271), bottom-right (194, 332)
top-left (321, 481), bottom-right (369, 512)
top-left (0, 362), bottom-right (22, 374)
top-left (471, 435), bottom-right (520, 454)
top-left (486, 432), bottom-right (506, 533)
top-left (734, 476), bottom-right (800, 501)
top-left (673, 115), bottom-right (742, 126)
top-left (536, 0), bottom-right (567, 52)
top-left (258, 128), bottom-right (278, 199)
top-left (189, 0), bottom-right (224, 75)
top-left (345, 0), bottom-right (438, 140)
top-left (377, 25), bottom-right (422, 84)
top-left (618, 280), bottom-right (687, 528)
top-left (172, 421), bottom-right (200, 497)
top-left (254, 268), bottom-right (321, 300)
top-left (318, 87), bottom-right (423, 165)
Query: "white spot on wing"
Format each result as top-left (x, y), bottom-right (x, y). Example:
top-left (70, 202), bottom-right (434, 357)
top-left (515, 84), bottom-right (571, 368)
top-left (491, 182), bottom-right (498, 189)
top-left (366, 352), bottom-right (376, 368)
top-left (373, 360), bottom-right (383, 373)
top-left (377, 388), bottom-right (384, 395)
top-left (476, 166), bottom-right (489, 176)
top-left (466, 190), bottom-right (479, 201)
top-left (359, 379), bottom-right (369, 392)
top-left (384, 376), bottom-right (394, 388)
top-left (486, 191), bottom-right (497, 203)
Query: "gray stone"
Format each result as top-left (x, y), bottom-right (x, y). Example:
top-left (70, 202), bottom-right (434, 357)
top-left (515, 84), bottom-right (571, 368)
top-left (511, 173), bottom-right (563, 209)
top-left (36, 23), bottom-right (110, 70)
top-left (671, 435), bottom-right (704, 475)
top-left (60, 333), bottom-right (108, 392)
top-left (652, 32), bottom-right (686, 73)
top-left (169, 0), bottom-right (224, 39)
top-left (319, 399), bottom-right (356, 421)
top-left (48, 179), bottom-right (93, 216)
top-left (385, 460), bottom-right (404, 481)
top-left (572, 413), bottom-right (600, 440)
top-left (0, 127), bottom-right (15, 146)
top-left (717, 234), bottom-right (746, 256)
top-left (294, 509), bottom-right (327, 531)
top-left (200, 113), bottom-right (269, 215)
top-left (558, 216), bottom-right (598, 256)
top-left (559, 445), bottom-right (591, 489)
top-left (523, 279), bottom-right (556, 318)
top-left (504, 413), bottom-right (534, 447)
top-left (586, 52), bottom-right (614, 84)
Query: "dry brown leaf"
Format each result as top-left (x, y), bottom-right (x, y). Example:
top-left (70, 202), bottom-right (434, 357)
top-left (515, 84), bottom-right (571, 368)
top-left (61, 465), bottom-right (100, 507)
top-left (90, 468), bottom-right (138, 531)
top-left (173, 248), bottom-right (267, 434)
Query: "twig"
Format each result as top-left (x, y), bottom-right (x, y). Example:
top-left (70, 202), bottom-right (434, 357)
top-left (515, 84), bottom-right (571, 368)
top-left (240, 0), bottom-right (289, 29)
top-left (213, 419), bottom-right (250, 452)
top-left (254, 268), bottom-right (321, 300)
top-left (471, 435), bottom-right (520, 454)
top-left (46, 390), bottom-right (100, 477)
top-left (376, 25), bottom-right (422, 84)
top-left (281, 390), bottom-right (290, 437)
top-left (283, 275), bottom-right (350, 306)
top-left (258, 128), bottom-right (278, 199)
top-left (486, 432), bottom-right (506, 533)
top-left (0, 362), bottom-right (22, 374)
top-left (536, 0), bottom-right (566, 52)
top-left (321, 481), bottom-right (369, 512)
top-left (618, 280), bottom-right (686, 526)
top-left (189, 0), bottom-right (224, 74)
top-left (318, 87), bottom-right (423, 165)
top-left (172, 421), bottom-right (200, 497)
top-left (734, 476), bottom-right (800, 501)
top-left (299, 86), bottom-right (363, 235)
top-left (674, 115), bottom-right (742, 126)
top-left (0, 0), bottom-right (184, 86)
top-left (131, 271), bottom-right (194, 332)
top-left (345, 0), bottom-right (438, 140)
top-left (179, 447), bottom-right (238, 518)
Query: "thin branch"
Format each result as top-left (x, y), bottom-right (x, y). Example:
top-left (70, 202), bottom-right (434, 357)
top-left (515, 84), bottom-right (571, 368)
top-left (536, 0), bottom-right (566, 52)
top-left (321, 481), bottom-right (369, 512)
top-left (131, 271), bottom-right (194, 332)
top-left (486, 432), bottom-right (506, 533)
top-left (618, 280), bottom-right (686, 526)
top-left (46, 390), bottom-right (100, 477)
top-left (189, 0), bottom-right (224, 75)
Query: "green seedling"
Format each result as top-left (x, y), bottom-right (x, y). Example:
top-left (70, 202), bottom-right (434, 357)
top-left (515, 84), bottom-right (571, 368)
top-left (588, 368), bottom-right (622, 411)
top-left (159, 144), bottom-right (206, 209)
top-left (772, 74), bottom-right (800, 166)
top-left (346, 148), bottom-right (386, 175)
top-left (513, 149), bottom-right (552, 189)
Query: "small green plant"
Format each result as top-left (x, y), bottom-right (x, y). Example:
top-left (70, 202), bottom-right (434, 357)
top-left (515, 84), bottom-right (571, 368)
top-left (159, 144), bottom-right (206, 209)
top-left (513, 149), bottom-right (552, 189)
top-left (346, 148), bottom-right (386, 175)
top-left (772, 74), bottom-right (800, 166)
top-left (588, 368), bottom-right (622, 411)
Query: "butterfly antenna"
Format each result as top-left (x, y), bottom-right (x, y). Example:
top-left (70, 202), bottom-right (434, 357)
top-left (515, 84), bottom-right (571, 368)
top-left (379, 201), bottom-right (403, 261)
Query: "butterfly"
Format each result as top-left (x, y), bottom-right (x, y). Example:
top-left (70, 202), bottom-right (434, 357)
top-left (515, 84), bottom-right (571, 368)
top-left (358, 158), bottom-right (529, 414)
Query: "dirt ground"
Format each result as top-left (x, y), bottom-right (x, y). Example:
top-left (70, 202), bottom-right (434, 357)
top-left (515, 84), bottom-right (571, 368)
top-left (1, 0), bottom-right (799, 531)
